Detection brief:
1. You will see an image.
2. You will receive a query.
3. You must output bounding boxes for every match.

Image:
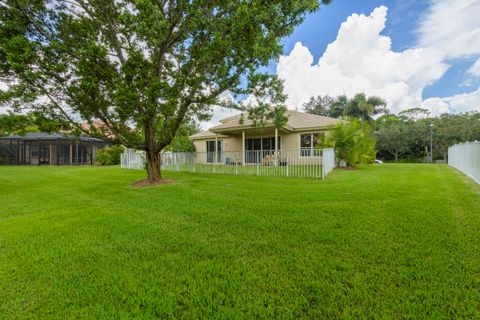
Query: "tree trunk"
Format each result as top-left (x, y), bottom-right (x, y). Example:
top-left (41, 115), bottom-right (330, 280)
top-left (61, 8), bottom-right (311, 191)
top-left (394, 151), bottom-right (398, 162)
top-left (146, 149), bottom-right (162, 182)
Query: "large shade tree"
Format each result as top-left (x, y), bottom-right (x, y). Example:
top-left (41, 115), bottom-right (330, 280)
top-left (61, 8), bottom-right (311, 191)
top-left (0, 0), bottom-right (329, 182)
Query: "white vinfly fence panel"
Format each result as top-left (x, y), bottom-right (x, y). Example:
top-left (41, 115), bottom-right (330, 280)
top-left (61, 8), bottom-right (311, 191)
top-left (120, 148), bottom-right (145, 170)
top-left (448, 142), bottom-right (480, 184)
top-left (121, 148), bottom-right (336, 179)
top-left (322, 148), bottom-right (335, 179)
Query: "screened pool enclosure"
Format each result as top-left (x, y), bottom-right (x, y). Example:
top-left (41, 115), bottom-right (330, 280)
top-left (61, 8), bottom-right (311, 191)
top-left (0, 132), bottom-right (111, 165)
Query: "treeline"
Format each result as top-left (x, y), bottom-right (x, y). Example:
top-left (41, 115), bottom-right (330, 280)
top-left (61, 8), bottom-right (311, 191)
top-left (304, 94), bottom-right (480, 162)
top-left (376, 110), bottom-right (480, 162)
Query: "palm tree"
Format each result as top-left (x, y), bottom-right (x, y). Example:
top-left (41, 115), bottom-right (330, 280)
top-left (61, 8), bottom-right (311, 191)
top-left (344, 93), bottom-right (386, 122)
top-left (328, 94), bottom-right (348, 118)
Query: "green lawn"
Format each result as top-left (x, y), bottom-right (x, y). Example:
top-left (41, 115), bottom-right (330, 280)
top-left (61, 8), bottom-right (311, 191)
top-left (0, 164), bottom-right (479, 319)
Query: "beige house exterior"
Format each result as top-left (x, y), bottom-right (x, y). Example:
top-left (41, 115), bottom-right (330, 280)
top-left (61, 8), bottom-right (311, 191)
top-left (189, 110), bottom-right (341, 165)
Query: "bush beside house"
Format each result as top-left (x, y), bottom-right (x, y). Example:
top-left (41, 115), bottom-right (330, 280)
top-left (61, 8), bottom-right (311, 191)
top-left (96, 145), bottom-right (125, 165)
top-left (323, 119), bottom-right (376, 167)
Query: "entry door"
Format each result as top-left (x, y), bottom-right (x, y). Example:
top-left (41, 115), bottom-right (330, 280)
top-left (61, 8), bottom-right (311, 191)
top-left (245, 138), bottom-right (262, 163)
top-left (39, 143), bottom-right (50, 165)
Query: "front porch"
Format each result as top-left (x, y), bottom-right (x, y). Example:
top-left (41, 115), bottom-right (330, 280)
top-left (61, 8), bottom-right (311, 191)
top-left (204, 127), bottom-right (285, 165)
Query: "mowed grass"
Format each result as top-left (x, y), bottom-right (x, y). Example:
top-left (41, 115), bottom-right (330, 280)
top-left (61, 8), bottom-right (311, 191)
top-left (0, 164), bottom-right (479, 319)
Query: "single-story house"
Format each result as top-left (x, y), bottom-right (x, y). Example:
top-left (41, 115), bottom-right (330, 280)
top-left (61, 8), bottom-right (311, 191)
top-left (189, 110), bottom-right (341, 165)
top-left (0, 132), bottom-right (111, 165)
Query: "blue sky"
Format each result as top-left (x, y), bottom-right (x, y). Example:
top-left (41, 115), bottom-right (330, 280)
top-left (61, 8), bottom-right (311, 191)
top-left (269, 0), bottom-right (480, 115)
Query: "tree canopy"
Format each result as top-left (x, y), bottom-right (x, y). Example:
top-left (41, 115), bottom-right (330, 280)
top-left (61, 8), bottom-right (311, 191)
top-left (303, 93), bottom-right (387, 121)
top-left (0, 111), bottom-right (69, 136)
top-left (0, 0), bottom-right (329, 182)
top-left (375, 112), bottom-right (480, 162)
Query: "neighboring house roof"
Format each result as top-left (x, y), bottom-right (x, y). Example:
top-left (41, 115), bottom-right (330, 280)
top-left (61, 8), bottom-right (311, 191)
top-left (81, 120), bottom-right (116, 139)
top-left (201, 110), bottom-right (341, 136)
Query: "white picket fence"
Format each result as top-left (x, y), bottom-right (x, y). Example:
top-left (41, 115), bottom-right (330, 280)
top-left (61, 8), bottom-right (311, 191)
top-left (448, 141), bottom-right (480, 184)
top-left (322, 148), bottom-right (335, 179)
top-left (121, 148), bottom-right (336, 179)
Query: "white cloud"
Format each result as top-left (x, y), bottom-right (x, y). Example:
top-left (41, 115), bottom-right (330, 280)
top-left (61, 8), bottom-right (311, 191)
top-left (277, 6), bottom-right (449, 114)
top-left (468, 58), bottom-right (480, 76)
top-left (422, 87), bottom-right (480, 115)
top-left (416, 0), bottom-right (480, 59)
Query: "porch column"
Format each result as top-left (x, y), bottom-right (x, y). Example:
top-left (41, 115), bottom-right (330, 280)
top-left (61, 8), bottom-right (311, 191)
top-left (215, 133), bottom-right (218, 164)
top-left (274, 128), bottom-right (278, 166)
top-left (242, 130), bottom-right (245, 166)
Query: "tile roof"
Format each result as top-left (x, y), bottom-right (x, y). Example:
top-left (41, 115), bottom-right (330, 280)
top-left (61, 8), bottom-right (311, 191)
top-left (189, 131), bottom-right (229, 140)
top-left (209, 110), bottom-right (341, 132)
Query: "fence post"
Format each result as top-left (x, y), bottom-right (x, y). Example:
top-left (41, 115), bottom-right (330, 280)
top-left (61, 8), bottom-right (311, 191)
top-left (286, 152), bottom-right (289, 177)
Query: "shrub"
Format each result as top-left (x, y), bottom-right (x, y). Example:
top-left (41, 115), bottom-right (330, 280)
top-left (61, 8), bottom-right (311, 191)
top-left (95, 145), bottom-right (124, 165)
top-left (322, 119), bottom-right (376, 167)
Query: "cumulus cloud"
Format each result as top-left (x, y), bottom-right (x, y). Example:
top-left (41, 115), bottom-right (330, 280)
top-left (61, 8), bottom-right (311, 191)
top-left (416, 0), bottom-right (480, 59)
top-left (422, 87), bottom-right (480, 115)
top-left (277, 6), bottom-right (449, 114)
top-left (276, 2), bottom-right (480, 115)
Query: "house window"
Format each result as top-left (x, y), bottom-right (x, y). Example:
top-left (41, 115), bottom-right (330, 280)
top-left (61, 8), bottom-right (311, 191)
top-left (206, 140), bottom-right (223, 163)
top-left (300, 133), bottom-right (323, 156)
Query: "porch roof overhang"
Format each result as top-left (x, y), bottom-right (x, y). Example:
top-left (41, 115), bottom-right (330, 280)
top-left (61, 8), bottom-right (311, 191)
top-left (189, 131), bottom-right (230, 141)
top-left (209, 124), bottom-right (293, 136)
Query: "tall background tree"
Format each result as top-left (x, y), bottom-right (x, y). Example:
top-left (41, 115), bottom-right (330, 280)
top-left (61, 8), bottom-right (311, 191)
top-left (375, 115), bottom-right (410, 162)
top-left (399, 107), bottom-right (430, 121)
top-left (303, 93), bottom-right (387, 121)
top-left (0, 0), bottom-right (330, 182)
top-left (302, 95), bottom-right (334, 117)
top-left (343, 93), bottom-right (387, 122)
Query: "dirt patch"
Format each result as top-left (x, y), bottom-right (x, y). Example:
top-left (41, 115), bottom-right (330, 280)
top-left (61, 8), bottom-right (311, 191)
top-left (131, 179), bottom-right (174, 188)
